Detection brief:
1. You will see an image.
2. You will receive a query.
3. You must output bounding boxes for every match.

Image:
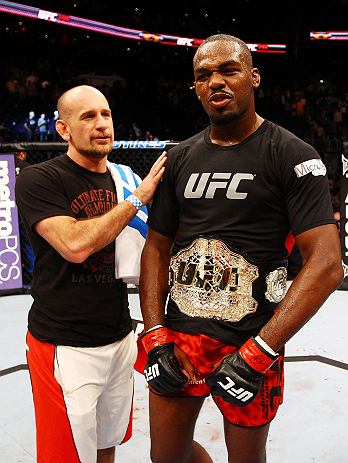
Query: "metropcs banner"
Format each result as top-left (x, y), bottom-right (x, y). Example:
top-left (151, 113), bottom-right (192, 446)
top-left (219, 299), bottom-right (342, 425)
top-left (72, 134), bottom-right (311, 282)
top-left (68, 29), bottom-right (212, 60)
top-left (341, 150), bottom-right (348, 283)
top-left (0, 155), bottom-right (22, 290)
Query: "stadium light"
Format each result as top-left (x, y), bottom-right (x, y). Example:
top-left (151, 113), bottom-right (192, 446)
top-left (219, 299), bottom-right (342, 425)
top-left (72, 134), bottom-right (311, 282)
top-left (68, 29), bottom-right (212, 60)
top-left (0, 0), bottom-right (286, 53)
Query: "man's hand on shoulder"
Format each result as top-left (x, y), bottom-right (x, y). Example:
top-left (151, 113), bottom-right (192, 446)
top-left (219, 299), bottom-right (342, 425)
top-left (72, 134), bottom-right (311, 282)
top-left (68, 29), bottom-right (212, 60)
top-left (133, 151), bottom-right (166, 206)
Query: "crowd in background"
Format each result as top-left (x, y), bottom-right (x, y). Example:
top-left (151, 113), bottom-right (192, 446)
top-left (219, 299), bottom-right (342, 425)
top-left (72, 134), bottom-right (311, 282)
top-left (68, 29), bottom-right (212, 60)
top-left (1, 58), bottom-right (348, 145)
top-left (0, 2), bottom-right (346, 220)
top-left (1, 53), bottom-right (346, 222)
top-left (2, 56), bottom-right (345, 220)
top-left (0, 0), bottom-right (347, 144)
top-left (1, 0), bottom-right (347, 144)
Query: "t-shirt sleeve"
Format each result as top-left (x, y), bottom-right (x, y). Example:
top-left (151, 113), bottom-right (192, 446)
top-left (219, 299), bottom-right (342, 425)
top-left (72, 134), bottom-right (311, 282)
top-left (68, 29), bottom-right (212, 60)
top-left (279, 137), bottom-right (335, 237)
top-left (15, 164), bottom-right (75, 231)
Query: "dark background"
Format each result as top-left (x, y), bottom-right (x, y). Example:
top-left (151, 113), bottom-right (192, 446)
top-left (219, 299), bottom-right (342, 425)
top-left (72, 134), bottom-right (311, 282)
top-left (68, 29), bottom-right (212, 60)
top-left (1, 0), bottom-right (347, 289)
top-left (1, 0), bottom-right (348, 141)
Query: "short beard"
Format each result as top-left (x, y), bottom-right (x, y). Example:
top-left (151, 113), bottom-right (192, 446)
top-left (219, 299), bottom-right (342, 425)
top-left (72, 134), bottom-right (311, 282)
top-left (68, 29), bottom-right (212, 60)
top-left (79, 147), bottom-right (111, 159)
top-left (71, 138), bottom-right (113, 160)
top-left (209, 111), bottom-right (238, 126)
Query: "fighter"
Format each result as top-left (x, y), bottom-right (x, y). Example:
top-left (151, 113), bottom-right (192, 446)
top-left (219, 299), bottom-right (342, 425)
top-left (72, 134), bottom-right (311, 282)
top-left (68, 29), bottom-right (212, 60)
top-left (139, 34), bottom-right (343, 463)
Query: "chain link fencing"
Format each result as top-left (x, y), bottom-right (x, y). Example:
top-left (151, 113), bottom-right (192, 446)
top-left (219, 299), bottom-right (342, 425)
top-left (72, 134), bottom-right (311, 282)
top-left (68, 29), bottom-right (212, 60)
top-left (0, 141), bottom-right (176, 292)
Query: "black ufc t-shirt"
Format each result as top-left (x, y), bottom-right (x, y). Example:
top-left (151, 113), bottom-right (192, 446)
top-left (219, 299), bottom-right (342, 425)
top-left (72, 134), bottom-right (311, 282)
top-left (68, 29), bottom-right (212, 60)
top-left (15, 154), bottom-right (132, 347)
top-left (147, 120), bottom-right (335, 345)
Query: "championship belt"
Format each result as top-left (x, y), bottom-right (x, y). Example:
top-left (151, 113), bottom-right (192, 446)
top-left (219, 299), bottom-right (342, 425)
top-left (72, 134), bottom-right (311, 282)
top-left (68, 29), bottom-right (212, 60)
top-left (170, 237), bottom-right (287, 323)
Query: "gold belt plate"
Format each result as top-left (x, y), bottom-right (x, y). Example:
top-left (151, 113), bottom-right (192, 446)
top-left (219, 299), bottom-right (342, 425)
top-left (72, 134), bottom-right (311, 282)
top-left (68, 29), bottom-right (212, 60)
top-left (170, 238), bottom-right (259, 322)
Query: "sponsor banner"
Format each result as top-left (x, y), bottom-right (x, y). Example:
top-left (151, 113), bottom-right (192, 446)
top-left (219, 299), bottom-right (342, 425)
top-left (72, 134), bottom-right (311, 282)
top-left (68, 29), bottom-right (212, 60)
top-left (112, 140), bottom-right (167, 149)
top-left (0, 155), bottom-right (22, 290)
top-left (294, 158), bottom-right (327, 178)
top-left (341, 151), bottom-right (348, 283)
top-left (0, 1), bottom-right (286, 52)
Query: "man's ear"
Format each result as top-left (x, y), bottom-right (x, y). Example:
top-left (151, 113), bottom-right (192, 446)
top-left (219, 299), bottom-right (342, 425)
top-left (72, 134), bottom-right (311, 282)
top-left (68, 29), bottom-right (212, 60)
top-left (55, 120), bottom-right (71, 141)
top-left (251, 68), bottom-right (261, 89)
top-left (194, 85), bottom-right (201, 101)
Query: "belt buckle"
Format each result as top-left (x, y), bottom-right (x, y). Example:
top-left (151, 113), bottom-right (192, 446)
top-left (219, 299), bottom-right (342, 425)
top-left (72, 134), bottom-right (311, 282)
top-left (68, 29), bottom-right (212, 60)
top-left (170, 237), bottom-right (259, 322)
top-left (265, 267), bottom-right (288, 303)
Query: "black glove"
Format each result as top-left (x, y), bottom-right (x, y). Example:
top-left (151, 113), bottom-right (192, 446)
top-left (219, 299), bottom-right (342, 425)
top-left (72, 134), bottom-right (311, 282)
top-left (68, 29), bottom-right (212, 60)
top-left (142, 327), bottom-right (187, 394)
top-left (205, 336), bottom-right (278, 407)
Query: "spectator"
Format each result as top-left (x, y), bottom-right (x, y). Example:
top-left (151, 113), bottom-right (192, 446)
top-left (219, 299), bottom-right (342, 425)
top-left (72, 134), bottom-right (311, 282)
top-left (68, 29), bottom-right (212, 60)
top-left (0, 122), bottom-right (6, 143)
top-left (24, 111), bottom-right (37, 141)
top-left (37, 113), bottom-right (48, 141)
top-left (115, 120), bottom-right (127, 140)
top-left (50, 110), bottom-right (60, 141)
top-left (296, 98), bottom-right (306, 116)
top-left (14, 150), bottom-right (29, 175)
top-left (131, 122), bottom-right (141, 138)
top-left (144, 130), bottom-right (154, 141)
top-left (6, 77), bottom-right (19, 100)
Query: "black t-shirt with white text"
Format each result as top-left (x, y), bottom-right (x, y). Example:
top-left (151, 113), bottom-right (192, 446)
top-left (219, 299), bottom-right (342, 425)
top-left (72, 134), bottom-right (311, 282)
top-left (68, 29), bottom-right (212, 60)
top-left (15, 154), bottom-right (132, 347)
top-left (148, 120), bottom-right (336, 345)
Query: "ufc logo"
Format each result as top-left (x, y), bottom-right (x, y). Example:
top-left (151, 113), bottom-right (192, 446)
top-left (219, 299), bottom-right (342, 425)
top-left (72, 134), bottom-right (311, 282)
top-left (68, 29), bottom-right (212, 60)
top-left (144, 363), bottom-right (160, 382)
top-left (184, 173), bottom-right (254, 199)
top-left (38, 9), bottom-right (59, 21)
top-left (177, 262), bottom-right (239, 291)
top-left (217, 376), bottom-right (254, 402)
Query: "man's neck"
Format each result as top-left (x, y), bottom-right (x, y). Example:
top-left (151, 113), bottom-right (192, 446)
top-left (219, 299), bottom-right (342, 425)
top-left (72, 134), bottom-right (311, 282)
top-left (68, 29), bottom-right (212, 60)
top-left (67, 150), bottom-right (108, 173)
top-left (209, 113), bottom-right (264, 146)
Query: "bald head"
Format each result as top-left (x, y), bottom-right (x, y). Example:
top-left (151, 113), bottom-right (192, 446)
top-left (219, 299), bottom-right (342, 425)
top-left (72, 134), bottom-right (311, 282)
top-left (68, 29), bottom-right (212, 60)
top-left (57, 85), bottom-right (109, 122)
top-left (55, 85), bottom-right (114, 165)
top-left (194, 34), bottom-right (253, 69)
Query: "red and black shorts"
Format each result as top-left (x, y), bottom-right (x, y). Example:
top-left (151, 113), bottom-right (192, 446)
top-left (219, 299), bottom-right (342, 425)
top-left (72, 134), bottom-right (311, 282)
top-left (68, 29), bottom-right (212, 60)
top-left (157, 330), bottom-right (285, 428)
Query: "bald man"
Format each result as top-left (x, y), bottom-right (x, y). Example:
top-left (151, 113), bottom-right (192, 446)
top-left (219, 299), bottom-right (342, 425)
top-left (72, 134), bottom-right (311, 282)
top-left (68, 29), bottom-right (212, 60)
top-left (15, 85), bottom-right (166, 463)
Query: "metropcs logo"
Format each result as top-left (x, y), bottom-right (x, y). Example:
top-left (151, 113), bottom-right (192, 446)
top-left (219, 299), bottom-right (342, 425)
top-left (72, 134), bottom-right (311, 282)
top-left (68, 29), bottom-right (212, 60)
top-left (342, 153), bottom-right (348, 261)
top-left (0, 160), bottom-right (21, 282)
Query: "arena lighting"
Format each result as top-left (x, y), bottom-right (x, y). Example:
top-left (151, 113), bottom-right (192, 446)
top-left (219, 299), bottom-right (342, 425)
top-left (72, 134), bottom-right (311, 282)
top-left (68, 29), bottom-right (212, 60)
top-left (0, 0), bottom-right (286, 52)
top-left (310, 31), bottom-right (348, 40)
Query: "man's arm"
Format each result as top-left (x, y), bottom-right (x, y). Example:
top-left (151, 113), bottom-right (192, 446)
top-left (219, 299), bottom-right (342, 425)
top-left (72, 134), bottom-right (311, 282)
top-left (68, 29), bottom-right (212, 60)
top-left (139, 228), bottom-right (173, 330)
top-left (259, 223), bottom-right (343, 351)
top-left (206, 223), bottom-right (343, 406)
top-left (139, 228), bottom-right (196, 387)
top-left (34, 153), bottom-right (166, 263)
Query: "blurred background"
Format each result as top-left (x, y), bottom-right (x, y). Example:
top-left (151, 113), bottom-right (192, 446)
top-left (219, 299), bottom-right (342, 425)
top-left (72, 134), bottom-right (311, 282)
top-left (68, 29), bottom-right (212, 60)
top-left (0, 0), bottom-right (348, 143)
top-left (1, 0), bottom-right (348, 290)
top-left (1, 6), bottom-right (348, 461)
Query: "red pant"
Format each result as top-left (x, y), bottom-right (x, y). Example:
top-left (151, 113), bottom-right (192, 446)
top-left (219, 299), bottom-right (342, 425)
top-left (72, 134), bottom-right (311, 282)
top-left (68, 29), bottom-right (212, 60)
top-left (26, 331), bottom-right (134, 463)
top-left (26, 331), bottom-right (81, 463)
top-left (161, 331), bottom-right (284, 427)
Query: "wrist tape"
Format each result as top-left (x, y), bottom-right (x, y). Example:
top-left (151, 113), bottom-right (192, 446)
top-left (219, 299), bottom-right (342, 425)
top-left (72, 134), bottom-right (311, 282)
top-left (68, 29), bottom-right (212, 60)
top-left (141, 326), bottom-right (174, 353)
top-left (254, 335), bottom-right (279, 357)
top-left (126, 194), bottom-right (143, 211)
top-left (239, 336), bottom-right (278, 374)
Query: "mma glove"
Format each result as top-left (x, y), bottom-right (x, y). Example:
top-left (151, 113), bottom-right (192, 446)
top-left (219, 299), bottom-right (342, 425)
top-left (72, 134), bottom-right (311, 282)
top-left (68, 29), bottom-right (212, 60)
top-left (205, 336), bottom-right (278, 407)
top-left (141, 326), bottom-right (188, 394)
